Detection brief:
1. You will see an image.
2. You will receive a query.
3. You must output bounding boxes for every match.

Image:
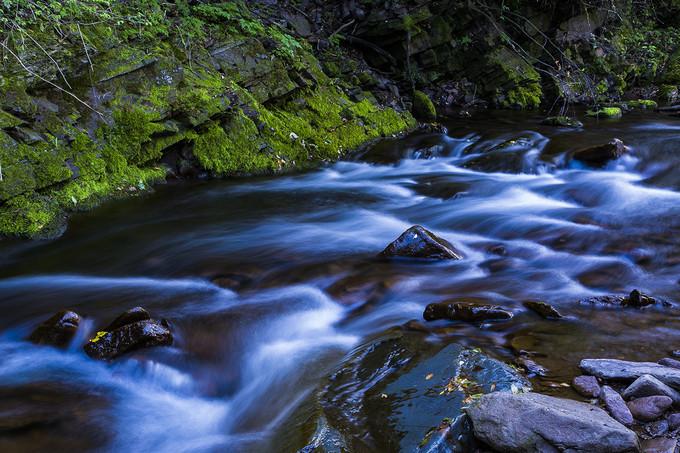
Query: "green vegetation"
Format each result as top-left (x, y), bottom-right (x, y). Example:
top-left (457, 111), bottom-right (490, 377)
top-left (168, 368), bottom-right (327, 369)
top-left (412, 91), bottom-right (437, 122)
top-left (586, 107), bottom-right (623, 119)
top-left (0, 0), bottom-right (415, 238)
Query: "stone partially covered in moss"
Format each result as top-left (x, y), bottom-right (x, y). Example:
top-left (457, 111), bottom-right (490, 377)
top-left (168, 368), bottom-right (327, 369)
top-left (627, 99), bottom-right (658, 110)
top-left (487, 48), bottom-right (542, 110)
top-left (541, 116), bottom-right (583, 128)
top-left (586, 107), bottom-right (623, 119)
top-left (411, 90), bottom-right (437, 122)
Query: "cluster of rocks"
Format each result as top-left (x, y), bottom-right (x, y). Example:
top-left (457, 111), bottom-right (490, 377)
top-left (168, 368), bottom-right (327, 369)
top-left (570, 358), bottom-right (680, 451)
top-left (379, 225), bottom-right (670, 331)
top-left (28, 307), bottom-right (172, 360)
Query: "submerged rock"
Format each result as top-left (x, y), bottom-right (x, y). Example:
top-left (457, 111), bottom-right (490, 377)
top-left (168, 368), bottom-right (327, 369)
top-left (572, 138), bottom-right (628, 167)
top-left (541, 116), bottom-right (583, 128)
top-left (601, 385), bottom-right (634, 426)
top-left (572, 375), bottom-right (601, 398)
top-left (581, 359), bottom-right (680, 388)
top-left (580, 290), bottom-right (671, 308)
top-left (523, 300), bottom-right (563, 319)
top-left (314, 330), bottom-right (528, 451)
top-left (466, 392), bottom-right (639, 453)
top-left (627, 395), bottom-right (672, 421)
top-left (28, 310), bottom-right (80, 348)
top-left (423, 301), bottom-right (513, 323)
top-left (623, 375), bottom-right (680, 405)
top-left (380, 225), bottom-right (463, 260)
top-left (84, 309), bottom-right (172, 360)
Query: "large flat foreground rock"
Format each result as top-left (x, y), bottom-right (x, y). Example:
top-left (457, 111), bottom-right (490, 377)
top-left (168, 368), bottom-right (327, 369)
top-left (465, 392), bottom-right (639, 453)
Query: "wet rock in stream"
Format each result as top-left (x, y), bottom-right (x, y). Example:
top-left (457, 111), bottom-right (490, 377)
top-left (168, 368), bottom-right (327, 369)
top-left (380, 225), bottom-right (463, 260)
top-left (640, 437), bottom-right (677, 453)
top-left (523, 300), bottom-right (563, 319)
top-left (571, 138), bottom-right (629, 167)
top-left (28, 310), bottom-right (80, 348)
top-left (465, 392), bottom-right (640, 452)
top-left (423, 301), bottom-right (513, 323)
top-left (580, 290), bottom-right (672, 309)
top-left (309, 330), bottom-right (529, 452)
top-left (84, 308), bottom-right (172, 360)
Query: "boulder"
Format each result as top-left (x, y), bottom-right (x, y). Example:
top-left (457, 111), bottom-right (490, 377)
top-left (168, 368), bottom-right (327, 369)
top-left (466, 392), bottom-right (639, 453)
top-left (28, 310), bottom-right (80, 348)
top-left (580, 359), bottom-right (680, 389)
top-left (84, 320), bottom-right (172, 360)
top-left (623, 375), bottom-right (680, 405)
top-left (623, 289), bottom-right (658, 308)
top-left (523, 300), bottom-right (563, 319)
top-left (601, 385), bottom-right (634, 426)
top-left (572, 138), bottom-right (627, 167)
top-left (423, 302), bottom-right (512, 323)
top-left (380, 225), bottom-right (463, 260)
top-left (572, 375), bottom-right (601, 398)
top-left (627, 396), bottom-right (672, 421)
top-left (103, 306), bottom-right (150, 332)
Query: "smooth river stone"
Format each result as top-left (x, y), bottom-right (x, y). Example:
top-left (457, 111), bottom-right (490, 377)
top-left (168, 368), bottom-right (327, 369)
top-left (580, 359), bottom-right (680, 389)
top-left (622, 375), bottom-right (680, 405)
top-left (601, 386), bottom-right (634, 426)
top-left (627, 395), bottom-right (673, 421)
top-left (572, 375), bottom-right (601, 398)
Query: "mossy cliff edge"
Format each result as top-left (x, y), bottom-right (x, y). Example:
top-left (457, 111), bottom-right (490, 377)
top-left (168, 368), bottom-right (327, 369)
top-left (0, 1), bottom-right (415, 238)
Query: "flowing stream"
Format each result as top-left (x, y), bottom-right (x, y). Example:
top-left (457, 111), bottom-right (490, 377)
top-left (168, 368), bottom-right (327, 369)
top-left (2, 110), bottom-right (680, 452)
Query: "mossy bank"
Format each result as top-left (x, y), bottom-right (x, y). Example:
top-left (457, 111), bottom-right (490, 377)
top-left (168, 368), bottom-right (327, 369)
top-left (0, 1), bottom-right (415, 238)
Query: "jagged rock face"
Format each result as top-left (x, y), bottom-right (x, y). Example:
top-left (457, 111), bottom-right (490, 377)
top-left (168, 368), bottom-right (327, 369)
top-left (380, 225), bottom-right (463, 260)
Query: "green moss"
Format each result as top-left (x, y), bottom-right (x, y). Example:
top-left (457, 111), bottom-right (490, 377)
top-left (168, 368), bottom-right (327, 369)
top-left (586, 107), bottom-right (623, 118)
top-left (0, 194), bottom-right (62, 238)
top-left (412, 90), bottom-right (437, 122)
top-left (627, 99), bottom-right (658, 109)
top-left (103, 106), bottom-right (166, 165)
top-left (0, 110), bottom-right (24, 128)
top-left (489, 49), bottom-right (542, 110)
top-left (192, 116), bottom-right (274, 175)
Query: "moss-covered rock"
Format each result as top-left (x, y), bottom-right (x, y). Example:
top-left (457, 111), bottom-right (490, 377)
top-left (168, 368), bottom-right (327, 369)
top-left (541, 116), bottom-right (583, 128)
top-left (586, 107), bottom-right (623, 119)
top-left (627, 99), bottom-right (658, 109)
top-left (411, 90), bottom-right (437, 122)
